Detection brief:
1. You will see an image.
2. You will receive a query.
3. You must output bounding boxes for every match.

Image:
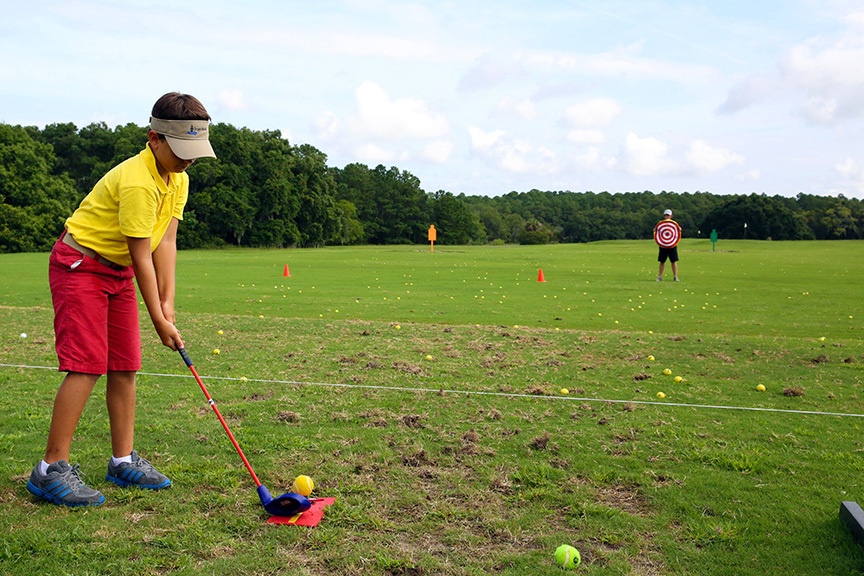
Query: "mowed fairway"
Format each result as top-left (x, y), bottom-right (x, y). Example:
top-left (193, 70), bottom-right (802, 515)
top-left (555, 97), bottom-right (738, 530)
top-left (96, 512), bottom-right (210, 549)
top-left (1, 240), bottom-right (863, 575)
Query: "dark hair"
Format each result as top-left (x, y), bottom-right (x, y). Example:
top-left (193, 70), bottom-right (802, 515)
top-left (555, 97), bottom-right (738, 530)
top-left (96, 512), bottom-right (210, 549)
top-left (151, 92), bottom-right (210, 121)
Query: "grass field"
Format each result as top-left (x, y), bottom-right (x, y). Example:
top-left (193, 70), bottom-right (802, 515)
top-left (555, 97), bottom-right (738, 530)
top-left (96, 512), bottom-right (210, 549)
top-left (1, 239), bottom-right (863, 575)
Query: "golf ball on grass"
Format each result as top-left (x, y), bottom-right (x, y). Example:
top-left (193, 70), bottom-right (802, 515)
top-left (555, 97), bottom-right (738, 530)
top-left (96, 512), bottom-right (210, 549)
top-left (674, 376), bottom-right (683, 383)
top-left (20, 333), bottom-right (27, 338)
top-left (212, 348), bottom-right (220, 355)
top-left (291, 475), bottom-right (314, 496)
top-left (425, 355), bottom-right (433, 361)
top-left (756, 384), bottom-right (766, 392)
top-left (647, 355), bottom-right (655, 361)
top-left (656, 392), bottom-right (666, 399)
top-left (663, 368), bottom-right (672, 375)
top-left (560, 388), bottom-right (569, 395)
top-left (554, 545), bottom-right (581, 569)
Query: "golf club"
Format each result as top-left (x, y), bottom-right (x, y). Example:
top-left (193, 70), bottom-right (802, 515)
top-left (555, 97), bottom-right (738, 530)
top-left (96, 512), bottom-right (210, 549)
top-left (178, 347), bottom-right (310, 517)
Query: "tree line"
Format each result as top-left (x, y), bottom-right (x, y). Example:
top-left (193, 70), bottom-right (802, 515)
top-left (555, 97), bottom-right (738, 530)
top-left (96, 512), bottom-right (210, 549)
top-left (2, 121), bottom-right (863, 253)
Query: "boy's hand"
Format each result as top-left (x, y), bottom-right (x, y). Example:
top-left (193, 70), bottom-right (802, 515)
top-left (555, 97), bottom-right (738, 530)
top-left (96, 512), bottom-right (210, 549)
top-left (156, 319), bottom-right (184, 350)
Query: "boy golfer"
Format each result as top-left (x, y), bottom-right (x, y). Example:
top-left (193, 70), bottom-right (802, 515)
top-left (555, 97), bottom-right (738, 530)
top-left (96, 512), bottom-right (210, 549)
top-left (27, 92), bottom-right (216, 506)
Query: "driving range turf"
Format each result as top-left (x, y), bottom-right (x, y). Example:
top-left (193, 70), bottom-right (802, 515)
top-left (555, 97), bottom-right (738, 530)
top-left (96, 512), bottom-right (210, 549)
top-left (1, 239), bottom-right (863, 575)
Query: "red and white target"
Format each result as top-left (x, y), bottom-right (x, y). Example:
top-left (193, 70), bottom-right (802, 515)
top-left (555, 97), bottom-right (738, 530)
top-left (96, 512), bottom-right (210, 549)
top-left (654, 221), bottom-right (681, 248)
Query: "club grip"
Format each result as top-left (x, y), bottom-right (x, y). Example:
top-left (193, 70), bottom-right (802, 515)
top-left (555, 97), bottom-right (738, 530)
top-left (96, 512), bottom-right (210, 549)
top-left (178, 347), bottom-right (194, 367)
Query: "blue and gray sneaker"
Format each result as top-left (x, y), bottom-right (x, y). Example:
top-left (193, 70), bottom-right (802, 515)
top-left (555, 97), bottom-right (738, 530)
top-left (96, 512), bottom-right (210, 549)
top-left (106, 450), bottom-right (171, 489)
top-left (27, 460), bottom-right (105, 507)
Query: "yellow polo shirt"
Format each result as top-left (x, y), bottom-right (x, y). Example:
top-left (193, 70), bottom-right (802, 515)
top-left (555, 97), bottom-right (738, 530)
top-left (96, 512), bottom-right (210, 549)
top-left (65, 145), bottom-right (188, 267)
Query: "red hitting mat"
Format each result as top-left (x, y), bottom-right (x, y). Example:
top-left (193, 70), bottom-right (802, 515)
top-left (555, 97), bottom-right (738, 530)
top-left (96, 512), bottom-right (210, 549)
top-left (267, 497), bottom-right (336, 526)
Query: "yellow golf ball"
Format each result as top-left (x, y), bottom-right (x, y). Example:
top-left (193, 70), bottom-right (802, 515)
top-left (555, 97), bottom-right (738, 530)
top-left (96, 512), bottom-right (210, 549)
top-left (291, 475), bottom-right (315, 497)
top-left (656, 391), bottom-right (666, 399)
top-left (756, 384), bottom-right (766, 392)
top-left (674, 376), bottom-right (683, 383)
top-left (663, 368), bottom-right (672, 375)
top-left (212, 348), bottom-right (220, 355)
top-left (217, 330), bottom-right (224, 335)
top-left (425, 355), bottom-right (433, 361)
top-left (647, 355), bottom-right (655, 361)
top-left (560, 388), bottom-right (569, 395)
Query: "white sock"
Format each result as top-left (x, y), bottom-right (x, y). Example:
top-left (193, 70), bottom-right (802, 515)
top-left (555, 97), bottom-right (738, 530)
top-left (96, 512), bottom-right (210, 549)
top-left (39, 460), bottom-right (50, 475)
top-left (111, 454), bottom-right (133, 466)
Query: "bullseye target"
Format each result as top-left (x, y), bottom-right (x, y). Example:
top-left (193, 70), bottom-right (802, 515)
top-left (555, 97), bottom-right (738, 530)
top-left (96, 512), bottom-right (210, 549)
top-left (654, 221), bottom-right (681, 248)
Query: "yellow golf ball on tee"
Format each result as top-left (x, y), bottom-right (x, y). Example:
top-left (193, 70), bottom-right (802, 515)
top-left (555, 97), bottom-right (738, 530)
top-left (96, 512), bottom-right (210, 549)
top-left (291, 475), bottom-right (315, 496)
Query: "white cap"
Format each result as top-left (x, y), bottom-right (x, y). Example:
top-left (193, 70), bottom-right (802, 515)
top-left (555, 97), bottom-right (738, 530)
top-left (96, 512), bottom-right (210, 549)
top-left (663, 209), bottom-right (672, 216)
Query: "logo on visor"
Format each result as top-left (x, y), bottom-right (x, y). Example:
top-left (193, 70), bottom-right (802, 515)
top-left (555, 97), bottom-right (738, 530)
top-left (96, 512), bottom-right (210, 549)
top-left (186, 124), bottom-right (207, 137)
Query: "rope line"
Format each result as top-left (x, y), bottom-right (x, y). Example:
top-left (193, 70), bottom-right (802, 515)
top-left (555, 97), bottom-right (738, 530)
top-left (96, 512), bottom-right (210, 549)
top-left (3, 362), bottom-right (863, 419)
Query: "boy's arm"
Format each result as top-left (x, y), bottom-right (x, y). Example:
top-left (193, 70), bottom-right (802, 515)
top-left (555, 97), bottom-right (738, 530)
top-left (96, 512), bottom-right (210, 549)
top-left (152, 217), bottom-right (179, 324)
top-left (128, 232), bottom-right (184, 350)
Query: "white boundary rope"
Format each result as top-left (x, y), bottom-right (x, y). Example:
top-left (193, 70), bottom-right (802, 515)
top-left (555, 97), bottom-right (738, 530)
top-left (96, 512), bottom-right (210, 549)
top-left (3, 362), bottom-right (864, 419)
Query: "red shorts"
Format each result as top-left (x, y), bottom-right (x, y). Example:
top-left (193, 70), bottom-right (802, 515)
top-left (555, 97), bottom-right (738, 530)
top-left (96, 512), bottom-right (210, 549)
top-left (49, 238), bottom-right (141, 374)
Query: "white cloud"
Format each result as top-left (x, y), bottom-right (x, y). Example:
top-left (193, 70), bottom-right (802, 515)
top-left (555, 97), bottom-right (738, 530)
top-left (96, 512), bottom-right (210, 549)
top-left (217, 89), bottom-right (246, 111)
top-left (313, 110), bottom-right (340, 137)
top-left (719, 8), bottom-right (864, 125)
top-left (460, 54), bottom-right (528, 91)
top-left (836, 157), bottom-right (858, 177)
top-left (717, 75), bottom-right (783, 114)
top-left (469, 126), bottom-right (506, 151)
top-left (687, 140), bottom-right (745, 173)
top-left (567, 129), bottom-right (606, 145)
top-left (738, 169), bottom-right (762, 182)
top-left (783, 37), bottom-right (864, 123)
top-left (354, 81), bottom-right (449, 140)
top-left (623, 132), bottom-right (671, 176)
top-left (423, 140), bottom-right (454, 164)
top-left (468, 125), bottom-right (555, 175)
top-left (836, 158), bottom-right (864, 194)
top-left (354, 142), bottom-right (397, 163)
top-left (529, 43), bottom-right (719, 84)
top-left (564, 98), bottom-right (620, 127)
top-left (496, 97), bottom-right (537, 120)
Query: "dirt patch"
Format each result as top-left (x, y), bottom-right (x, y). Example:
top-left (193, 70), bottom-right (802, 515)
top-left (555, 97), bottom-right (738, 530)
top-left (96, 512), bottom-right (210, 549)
top-left (596, 484), bottom-right (650, 516)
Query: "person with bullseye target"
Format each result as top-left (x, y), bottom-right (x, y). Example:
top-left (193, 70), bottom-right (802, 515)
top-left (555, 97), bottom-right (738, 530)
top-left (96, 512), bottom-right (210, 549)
top-left (654, 209), bottom-right (681, 282)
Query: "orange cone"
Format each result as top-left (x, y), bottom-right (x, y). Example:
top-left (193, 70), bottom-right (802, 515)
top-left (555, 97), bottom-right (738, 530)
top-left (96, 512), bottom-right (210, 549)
top-left (283, 264), bottom-right (291, 277)
top-left (537, 269), bottom-right (546, 282)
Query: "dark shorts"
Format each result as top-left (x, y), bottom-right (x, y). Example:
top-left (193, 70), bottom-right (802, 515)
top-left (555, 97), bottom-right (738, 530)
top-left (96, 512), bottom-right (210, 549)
top-left (49, 238), bottom-right (140, 374)
top-left (658, 246), bottom-right (679, 263)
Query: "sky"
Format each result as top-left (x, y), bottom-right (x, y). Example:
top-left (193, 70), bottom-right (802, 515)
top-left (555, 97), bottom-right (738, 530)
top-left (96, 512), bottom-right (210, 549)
top-left (3, 0), bottom-right (864, 199)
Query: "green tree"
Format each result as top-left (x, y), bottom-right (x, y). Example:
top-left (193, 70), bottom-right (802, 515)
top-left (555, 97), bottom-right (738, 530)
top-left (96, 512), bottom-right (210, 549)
top-left (0, 124), bottom-right (80, 252)
top-left (331, 199), bottom-right (365, 245)
top-left (428, 190), bottom-right (484, 244)
top-left (292, 144), bottom-right (338, 247)
top-left (701, 194), bottom-right (814, 240)
top-left (334, 163), bottom-right (429, 244)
